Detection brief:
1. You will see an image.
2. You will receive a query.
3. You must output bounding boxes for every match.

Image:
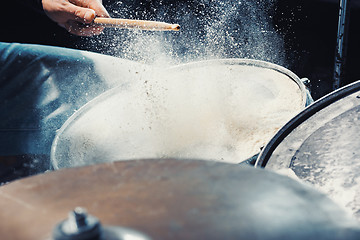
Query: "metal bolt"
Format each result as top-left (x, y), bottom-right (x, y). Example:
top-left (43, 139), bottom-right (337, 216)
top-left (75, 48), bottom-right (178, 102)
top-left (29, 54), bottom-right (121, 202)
top-left (69, 207), bottom-right (88, 229)
top-left (53, 207), bottom-right (102, 240)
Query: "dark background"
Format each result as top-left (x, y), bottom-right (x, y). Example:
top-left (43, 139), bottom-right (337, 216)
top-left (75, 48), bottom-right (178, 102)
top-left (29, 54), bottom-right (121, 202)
top-left (1, 0), bottom-right (360, 100)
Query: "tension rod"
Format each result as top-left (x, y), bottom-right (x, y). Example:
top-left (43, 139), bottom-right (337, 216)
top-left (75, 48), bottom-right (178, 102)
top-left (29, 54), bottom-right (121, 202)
top-left (332, 0), bottom-right (351, 90)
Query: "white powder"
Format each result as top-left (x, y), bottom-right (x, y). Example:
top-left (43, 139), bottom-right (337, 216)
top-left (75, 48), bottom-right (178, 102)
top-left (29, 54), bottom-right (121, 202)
top-left (52, 60), bottom-right (305, 169)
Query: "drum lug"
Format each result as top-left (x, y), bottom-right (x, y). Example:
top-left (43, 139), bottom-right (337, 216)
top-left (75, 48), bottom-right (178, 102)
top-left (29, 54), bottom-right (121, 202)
top-left (301, 77), bottom-right (311, 88)
top-left (301, 78), bottom-right (314, 106)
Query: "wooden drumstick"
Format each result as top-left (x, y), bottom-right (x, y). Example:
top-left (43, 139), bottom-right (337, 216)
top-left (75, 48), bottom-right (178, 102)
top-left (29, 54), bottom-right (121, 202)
top-left (93, 18), bottom-right (180, 31)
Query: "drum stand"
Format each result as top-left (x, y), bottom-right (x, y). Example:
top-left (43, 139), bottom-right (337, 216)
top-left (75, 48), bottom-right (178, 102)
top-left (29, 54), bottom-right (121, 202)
top-left (333, 0), bottom-right (351, 90)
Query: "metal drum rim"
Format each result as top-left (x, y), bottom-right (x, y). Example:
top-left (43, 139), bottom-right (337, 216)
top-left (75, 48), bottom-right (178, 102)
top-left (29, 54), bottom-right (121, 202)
top-left (167, 58), bottom-right (307, 107)
top-left (255, 79), bottom-right (360, 168)
top-left (50, 58), bottom-right (306, 170)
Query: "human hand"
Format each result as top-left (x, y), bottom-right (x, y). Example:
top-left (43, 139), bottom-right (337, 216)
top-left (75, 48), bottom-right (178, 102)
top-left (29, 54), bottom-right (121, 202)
top-left (42, 0), bottom-right (110, 36)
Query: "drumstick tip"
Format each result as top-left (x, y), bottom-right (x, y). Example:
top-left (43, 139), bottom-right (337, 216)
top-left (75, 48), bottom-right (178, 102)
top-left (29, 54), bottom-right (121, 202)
top-left (171, 24), bottom-right (181, 31)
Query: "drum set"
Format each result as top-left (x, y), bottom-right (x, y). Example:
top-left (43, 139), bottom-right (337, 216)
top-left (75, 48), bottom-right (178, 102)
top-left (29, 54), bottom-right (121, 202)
top-left (1, 54), bottom-right (360, 239)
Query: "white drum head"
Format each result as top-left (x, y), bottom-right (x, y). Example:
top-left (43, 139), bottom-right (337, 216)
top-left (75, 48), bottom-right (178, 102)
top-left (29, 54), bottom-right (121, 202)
top-left (51, 59), bottom-right (307, 169)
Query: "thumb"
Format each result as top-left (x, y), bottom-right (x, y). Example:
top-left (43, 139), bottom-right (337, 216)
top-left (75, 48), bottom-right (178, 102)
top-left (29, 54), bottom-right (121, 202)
top-left (66, 4), bottom-right (96, 24)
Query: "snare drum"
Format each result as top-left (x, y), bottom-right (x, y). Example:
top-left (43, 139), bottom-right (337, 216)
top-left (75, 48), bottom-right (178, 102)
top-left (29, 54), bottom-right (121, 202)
top-left (51, 59), bottom-right (310, 169)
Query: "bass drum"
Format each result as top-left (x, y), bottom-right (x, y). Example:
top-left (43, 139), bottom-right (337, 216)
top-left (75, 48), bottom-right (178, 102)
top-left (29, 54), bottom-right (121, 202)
top-left (256, 80), bottom-right (360, 220)
top-left (51, 58), bottom-right (309, 169)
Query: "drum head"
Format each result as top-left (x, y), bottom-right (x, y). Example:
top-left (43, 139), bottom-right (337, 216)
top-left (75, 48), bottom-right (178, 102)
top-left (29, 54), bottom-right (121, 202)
top-left (256, 80), bottom-right (360, 220)
top-left (51, 59), bottom-right (307, 169)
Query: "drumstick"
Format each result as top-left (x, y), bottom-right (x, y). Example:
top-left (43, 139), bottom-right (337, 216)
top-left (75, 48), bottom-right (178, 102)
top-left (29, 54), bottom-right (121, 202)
top-left (93, 18), bottom-right (180, 31)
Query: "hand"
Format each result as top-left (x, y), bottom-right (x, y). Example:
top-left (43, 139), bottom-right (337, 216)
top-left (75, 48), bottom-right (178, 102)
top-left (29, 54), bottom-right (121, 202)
top-left (42, 0), bottom-right (110, 36)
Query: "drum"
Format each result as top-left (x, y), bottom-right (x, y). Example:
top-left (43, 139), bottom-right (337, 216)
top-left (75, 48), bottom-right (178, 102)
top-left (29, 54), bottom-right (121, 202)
top-left (0, 159), bottom-right (359, 240)
top-left (256, 80), bottom-right (360, 220)
top-left (51, 59), bottom-right (309, 169)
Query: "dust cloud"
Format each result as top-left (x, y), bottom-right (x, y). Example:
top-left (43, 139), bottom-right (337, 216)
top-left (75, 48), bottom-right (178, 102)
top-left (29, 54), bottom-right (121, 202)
top-left (52, 0), bottom-right (305, 168)
top-left (84, 0), bottom-right (285, 66)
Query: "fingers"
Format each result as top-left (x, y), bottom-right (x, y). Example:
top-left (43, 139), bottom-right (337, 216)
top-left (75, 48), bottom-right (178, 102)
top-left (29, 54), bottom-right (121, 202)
top-left (66, 4), bottom-right (97, 24)
top-left (69, 0), bottom-right (110, 18)
top-left (42, 0), bottom-right (110, 36)
top-left (64, 20), bottom-right (105, 36)
top-left (65, 0), bottom-right (110, 36)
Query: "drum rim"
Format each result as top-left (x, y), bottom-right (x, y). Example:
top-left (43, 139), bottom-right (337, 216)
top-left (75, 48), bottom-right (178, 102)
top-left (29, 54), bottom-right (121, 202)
top-left (50, 58), bottom-right (306, 170)
top-left (168, 58), bottom-right (306, 103)
top-left (255, 79), bottom-right (360, 168)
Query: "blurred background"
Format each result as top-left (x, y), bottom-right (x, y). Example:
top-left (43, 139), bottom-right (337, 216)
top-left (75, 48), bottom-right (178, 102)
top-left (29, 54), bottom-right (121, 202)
top-left (1, 0), bottom-right (359, 100)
